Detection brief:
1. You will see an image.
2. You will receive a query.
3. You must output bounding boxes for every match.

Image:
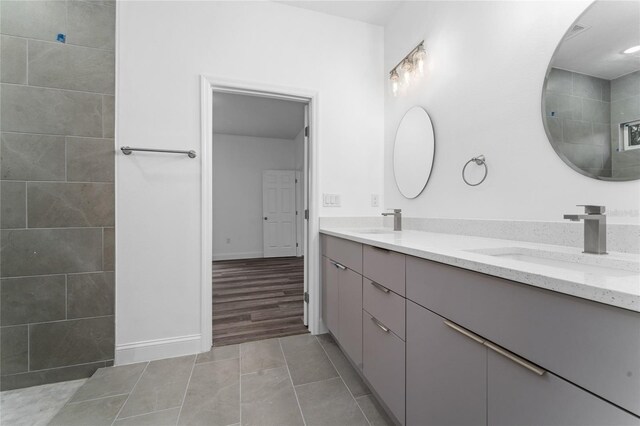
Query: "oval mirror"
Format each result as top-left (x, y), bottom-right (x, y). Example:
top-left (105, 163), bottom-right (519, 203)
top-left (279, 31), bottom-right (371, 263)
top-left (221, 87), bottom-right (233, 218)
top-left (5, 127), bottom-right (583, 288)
top-left (542, 0), bottom-right (640, 181)
top-left (393, 106), bottom-right (435, 198)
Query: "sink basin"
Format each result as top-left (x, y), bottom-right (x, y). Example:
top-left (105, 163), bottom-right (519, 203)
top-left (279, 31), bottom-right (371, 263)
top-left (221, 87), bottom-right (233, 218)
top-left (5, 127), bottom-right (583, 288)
top-left (467, 247), bottom-right (639, 277)
top-left (353, 229), bottom-right (396, 235)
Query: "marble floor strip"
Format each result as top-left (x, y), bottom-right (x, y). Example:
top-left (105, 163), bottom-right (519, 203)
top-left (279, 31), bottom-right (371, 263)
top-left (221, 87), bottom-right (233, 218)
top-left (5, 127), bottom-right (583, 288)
top-left (0, 379), bottom-right (87, 426)
top-left (2, 335), bottom-right (393, 426)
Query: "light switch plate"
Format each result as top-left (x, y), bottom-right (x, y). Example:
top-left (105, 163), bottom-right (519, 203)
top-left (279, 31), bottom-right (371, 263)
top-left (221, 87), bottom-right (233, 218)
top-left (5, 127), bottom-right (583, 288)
top-left (323, 193), bottom-right (341, 207)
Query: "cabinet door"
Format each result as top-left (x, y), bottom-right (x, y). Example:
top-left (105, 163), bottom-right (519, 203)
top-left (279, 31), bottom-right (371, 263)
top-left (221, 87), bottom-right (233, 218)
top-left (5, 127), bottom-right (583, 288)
top-left (338, 268), bottom-right (363, 368)
top-left (406, 301), bottom-right (487, 426)
top-left (363, 310), bottom-right (405, 425)
top-left (322, 256), bottom-right (339, 335)
top-left (488, 348), bottom-right (640, 426)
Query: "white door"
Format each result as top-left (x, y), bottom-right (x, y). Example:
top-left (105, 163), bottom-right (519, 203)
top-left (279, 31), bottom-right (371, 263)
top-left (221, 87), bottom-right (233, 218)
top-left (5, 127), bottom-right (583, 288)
top-left (263, 170), bottom-right (297, 257)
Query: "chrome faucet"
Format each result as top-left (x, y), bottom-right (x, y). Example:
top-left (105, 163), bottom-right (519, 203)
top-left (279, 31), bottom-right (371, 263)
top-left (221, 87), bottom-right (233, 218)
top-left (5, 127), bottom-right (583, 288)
top-left (382, 209), bottom-right (402, 231)
top-left (563, 205), bottom-right (607, 254)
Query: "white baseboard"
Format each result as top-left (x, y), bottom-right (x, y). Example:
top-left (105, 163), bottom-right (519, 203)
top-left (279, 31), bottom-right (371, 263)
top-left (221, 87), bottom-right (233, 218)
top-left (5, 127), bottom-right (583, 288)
top-left (212, 251), bottom-right (263, 261)
top-left (115, 334), bottom-right (203, 365)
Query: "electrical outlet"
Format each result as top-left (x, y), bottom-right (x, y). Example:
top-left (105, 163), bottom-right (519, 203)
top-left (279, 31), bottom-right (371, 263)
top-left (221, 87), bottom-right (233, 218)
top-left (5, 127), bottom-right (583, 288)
top-left (226, 238), bottom-right (231, 244)
top-left (371, 194), bottom-right (379, 207)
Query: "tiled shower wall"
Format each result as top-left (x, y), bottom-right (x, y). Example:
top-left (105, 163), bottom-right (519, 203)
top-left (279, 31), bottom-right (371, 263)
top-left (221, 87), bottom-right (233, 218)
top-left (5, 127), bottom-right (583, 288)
top-left (610, 70), bottom-right (640, 180)
top-left (545, 68), bottom-right (612, 176)
top-left (0, 0), bottom-right (115, 390)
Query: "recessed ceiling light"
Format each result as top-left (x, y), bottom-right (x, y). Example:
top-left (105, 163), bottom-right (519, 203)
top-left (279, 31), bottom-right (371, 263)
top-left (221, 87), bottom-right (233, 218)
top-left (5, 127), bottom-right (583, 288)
top-left (623, 45), bottom-right (640, 54)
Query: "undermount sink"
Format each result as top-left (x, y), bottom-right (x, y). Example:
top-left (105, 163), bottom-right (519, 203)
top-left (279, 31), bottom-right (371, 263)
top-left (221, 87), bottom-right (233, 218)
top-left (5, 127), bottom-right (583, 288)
top-left (354, 229), bottom-right (396, 235)
top-left (467, 247), bottom-right (639, 277)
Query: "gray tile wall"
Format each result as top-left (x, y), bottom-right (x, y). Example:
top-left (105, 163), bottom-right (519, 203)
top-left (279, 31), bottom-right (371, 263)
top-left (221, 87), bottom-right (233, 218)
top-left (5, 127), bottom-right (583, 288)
top-left (0, 0), bottom-right (115, 390)
top-left (610, 70), bottom-right (640, 179)
top-left (545, 68), bottom-right (612, 177)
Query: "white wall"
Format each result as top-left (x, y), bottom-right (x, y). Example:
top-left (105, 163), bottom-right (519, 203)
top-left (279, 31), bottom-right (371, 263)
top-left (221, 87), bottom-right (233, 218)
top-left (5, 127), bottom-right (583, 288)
top-left (116, 1), bottom-right (384, 355)
top-left (384, 1), bottom-right (640, 225)
top-left (212, 133), bottom-right (297, 260)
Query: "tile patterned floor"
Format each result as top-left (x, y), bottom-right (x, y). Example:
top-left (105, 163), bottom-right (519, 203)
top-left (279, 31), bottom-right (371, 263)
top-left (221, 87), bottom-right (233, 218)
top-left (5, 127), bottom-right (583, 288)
top-left (34, 334), bottom-right (393, 426)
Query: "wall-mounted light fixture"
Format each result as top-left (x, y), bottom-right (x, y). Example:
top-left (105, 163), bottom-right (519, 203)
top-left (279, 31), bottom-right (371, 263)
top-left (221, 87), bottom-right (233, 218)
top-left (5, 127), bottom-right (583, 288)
top-left (389, 41), bottom-right (426, 97)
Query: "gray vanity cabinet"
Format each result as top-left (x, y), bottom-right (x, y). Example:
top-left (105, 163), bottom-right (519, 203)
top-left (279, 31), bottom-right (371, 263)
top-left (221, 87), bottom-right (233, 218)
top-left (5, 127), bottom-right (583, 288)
top-left (487, 349), bottom-right (640, 426)
top-left (406, 300), bottom-right (487, 426)
top-left (406, 255), bottom-right (640, 416)
top-left (322, 233), bottom-right (640, 426)
top-left (363, 310), bottom-right (405, 425)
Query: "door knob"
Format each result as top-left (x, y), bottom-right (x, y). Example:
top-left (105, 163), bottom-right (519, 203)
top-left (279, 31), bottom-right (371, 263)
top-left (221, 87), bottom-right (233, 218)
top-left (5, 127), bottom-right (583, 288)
top-left (264, 217), bottom-right (268, 220)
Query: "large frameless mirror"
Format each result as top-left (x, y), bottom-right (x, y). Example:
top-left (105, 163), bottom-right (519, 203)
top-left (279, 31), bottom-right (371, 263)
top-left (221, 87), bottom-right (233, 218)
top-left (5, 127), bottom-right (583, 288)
top-left (393, 106), bottom-right (435, 198)
top-left (542, 0), bottom-right (640, 181)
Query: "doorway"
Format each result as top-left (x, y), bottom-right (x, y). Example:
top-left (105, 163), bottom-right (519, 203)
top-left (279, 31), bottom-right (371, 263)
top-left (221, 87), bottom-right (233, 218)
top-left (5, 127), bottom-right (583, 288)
top-left (209, 89), bottom-right (311, 346)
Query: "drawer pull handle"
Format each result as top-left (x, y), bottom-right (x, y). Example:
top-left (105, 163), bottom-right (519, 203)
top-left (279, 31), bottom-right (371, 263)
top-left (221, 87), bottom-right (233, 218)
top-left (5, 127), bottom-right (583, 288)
top-left (370, 281), bottom-right (390, 293)
top-left (330, 261), bottom-right (347, 270)
top-left (443, 320), bottom-right (484, 344)
top-left (371, 316), bottom-right (390, 333)
top-left (484, 341), bottom-right (546, 376)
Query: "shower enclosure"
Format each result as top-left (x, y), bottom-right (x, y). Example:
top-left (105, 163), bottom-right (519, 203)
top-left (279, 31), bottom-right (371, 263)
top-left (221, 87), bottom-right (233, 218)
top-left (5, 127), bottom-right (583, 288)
top-left (0, 0), bottom-right (116, 390)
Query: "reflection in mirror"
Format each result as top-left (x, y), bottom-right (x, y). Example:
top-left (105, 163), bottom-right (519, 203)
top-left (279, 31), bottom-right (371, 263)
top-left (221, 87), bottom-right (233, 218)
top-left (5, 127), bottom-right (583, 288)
top-left (393, 106), bottom-right (435, 198)
top-left (542, 0), bottom-right (640, 181)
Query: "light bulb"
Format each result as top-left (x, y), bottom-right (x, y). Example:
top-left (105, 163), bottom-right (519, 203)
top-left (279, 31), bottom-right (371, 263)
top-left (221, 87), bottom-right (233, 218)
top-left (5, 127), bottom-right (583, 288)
top-left (390, 69), bottom-right (399, 96)
top-left (402, 59), bottom-right (413, 84)
top-left (623, 45), bottom-right (640, 54)
top-left (413, 44), bottom-right (426, 76)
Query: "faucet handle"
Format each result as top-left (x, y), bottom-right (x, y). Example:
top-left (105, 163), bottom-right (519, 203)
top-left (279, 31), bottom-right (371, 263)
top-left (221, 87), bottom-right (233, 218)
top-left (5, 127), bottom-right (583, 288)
top-left (387, 208), bottom-right (402, 213)
top-left (577, 205), bottom-right (605, 214)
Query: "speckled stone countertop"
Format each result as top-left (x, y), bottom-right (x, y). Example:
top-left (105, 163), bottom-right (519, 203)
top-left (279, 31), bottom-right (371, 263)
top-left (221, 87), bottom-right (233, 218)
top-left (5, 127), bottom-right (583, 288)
top-left (320, 228), bottom-right (640, 313)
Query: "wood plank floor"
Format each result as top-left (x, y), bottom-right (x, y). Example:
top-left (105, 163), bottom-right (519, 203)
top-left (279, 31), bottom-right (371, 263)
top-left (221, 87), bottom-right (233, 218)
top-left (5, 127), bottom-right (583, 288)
top-left (212, 257), bottom-right (308, 346)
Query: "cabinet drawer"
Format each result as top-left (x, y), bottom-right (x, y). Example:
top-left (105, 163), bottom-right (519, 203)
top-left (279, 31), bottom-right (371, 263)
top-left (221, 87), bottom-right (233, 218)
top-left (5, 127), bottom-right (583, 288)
top-left (363, 310), bottom-right (405, 425)
top-left (363, 245), bottom-right (405, 296)
top-left (406, 255), bottom-right (640, 416)
top-left (488, 348), bottom-right (640, 426)
top-left (322, 235), bottom-right (362, 273)
top-left (363, 278), bottom-right (405, 339)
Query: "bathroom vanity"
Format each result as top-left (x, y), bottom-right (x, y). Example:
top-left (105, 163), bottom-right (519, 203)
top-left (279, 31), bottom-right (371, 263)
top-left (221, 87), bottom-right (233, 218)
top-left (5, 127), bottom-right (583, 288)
top-left (320, 230), bottom-right (640, 426)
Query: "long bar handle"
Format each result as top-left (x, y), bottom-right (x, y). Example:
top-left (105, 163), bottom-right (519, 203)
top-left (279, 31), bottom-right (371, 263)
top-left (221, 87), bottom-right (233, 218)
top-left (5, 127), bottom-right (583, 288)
top-left (443, 320), bottom-right (545, 376)
top-left (371, 316), bottom-right (390, 333)
top-left (370, 281), bottom-right (390, 294)
top-left (121, 146), bottom-right (197, 159)
top-left (443, 320), bottom-right (484, 344)
top-left (330, 261), bottom-right (347, 270)
top-left (484, 341), bottom-right (546, 376)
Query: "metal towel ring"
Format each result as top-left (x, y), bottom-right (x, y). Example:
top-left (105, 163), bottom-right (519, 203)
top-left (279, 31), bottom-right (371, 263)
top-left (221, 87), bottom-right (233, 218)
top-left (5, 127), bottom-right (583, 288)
top-left (462, 155), bottom-right (488, 186)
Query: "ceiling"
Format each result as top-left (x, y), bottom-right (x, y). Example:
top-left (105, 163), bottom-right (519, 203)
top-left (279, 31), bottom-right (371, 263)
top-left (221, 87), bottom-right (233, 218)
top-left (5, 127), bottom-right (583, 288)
top-left (275, 0), bottom-right (404, 26)
top-left (552, 0), bottom-right (640, 80)
top-left (212, 92), bottom-right (305, 140)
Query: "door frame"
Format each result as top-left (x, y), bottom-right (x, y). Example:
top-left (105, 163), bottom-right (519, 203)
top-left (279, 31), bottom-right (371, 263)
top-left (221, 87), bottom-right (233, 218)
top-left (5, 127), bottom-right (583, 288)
top-left (295, 170), bottom-right (304, 258)
top-left (200, 75), bottom-right (320, 351)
